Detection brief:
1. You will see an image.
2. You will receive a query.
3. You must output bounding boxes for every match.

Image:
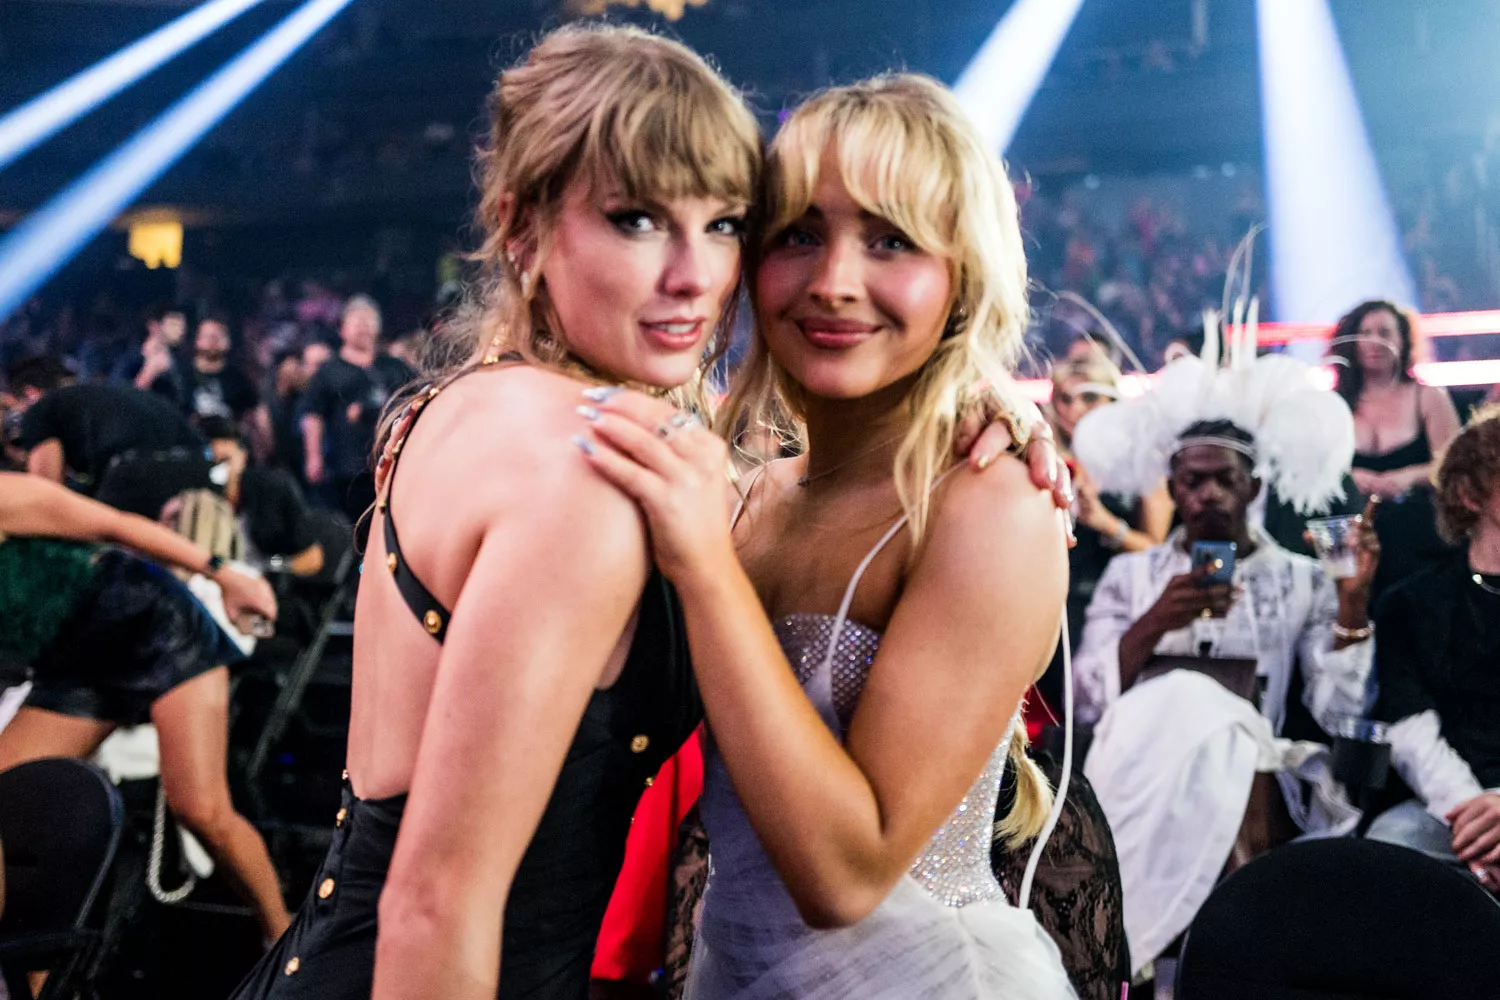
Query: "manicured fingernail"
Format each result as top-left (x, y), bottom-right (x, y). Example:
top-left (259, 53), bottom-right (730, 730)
top-left (976, 452), bottom-right (994, 471)
top-left (571, 434), bottom-right (596, 456)
top-left (582, 386), bottom-right (623, 403)
top-left (576, 405), bottom-right (601, 421)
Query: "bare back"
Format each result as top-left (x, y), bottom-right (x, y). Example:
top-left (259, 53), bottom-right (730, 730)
top-left (346, 364), bottom-right (645, 801)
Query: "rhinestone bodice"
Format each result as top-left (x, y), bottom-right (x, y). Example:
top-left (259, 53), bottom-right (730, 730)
top-left (760, 614), bottom-right (1010, 908)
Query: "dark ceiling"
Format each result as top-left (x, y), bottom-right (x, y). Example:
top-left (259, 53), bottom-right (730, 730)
top-left (1, 0), bottom-right (1497, 225)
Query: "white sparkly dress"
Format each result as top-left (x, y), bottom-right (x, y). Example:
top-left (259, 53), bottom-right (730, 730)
top-left (684, 514), bottom-right (1077, 1000)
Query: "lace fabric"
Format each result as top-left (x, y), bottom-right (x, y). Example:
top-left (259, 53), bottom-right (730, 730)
top-left (992, 751), bottom-right (1129, 1000)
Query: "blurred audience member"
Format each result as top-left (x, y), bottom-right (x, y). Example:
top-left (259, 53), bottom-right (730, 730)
top-left (1372, 405), bottom-right (1500, 891)
top-left (258, 346), bottom-right (312, 476)
top-left (299, 295), bottom-right (413, 523)
top-left (1044, 356), bottom-right (1171, 710)
top-left (7, 356), bottom-right (213, 518)
top-left (110, 301), bottom-right (187, 391)
top-left (157, 314), bottom-right (261, 425)
top-left (198, 416), bottom-right (325, 577)
top-left (1333, 300), bottom-right (1461, 595)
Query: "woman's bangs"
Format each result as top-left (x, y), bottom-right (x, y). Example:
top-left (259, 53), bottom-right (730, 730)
top-left (581, 72), bottom-right (759, 207)
top-left (833, 112), bottom-right (955, 255)
top-left (765, 96), bottom-right (956, 256)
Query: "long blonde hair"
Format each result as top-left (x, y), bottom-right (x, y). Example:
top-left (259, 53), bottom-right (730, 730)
top-left (377, 23), bottom-right (762, 457)
top-left (720, 74), bottom-right (1052, 848)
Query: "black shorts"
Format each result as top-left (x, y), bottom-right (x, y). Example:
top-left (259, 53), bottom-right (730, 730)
top-left (25, 549), bottom-right (245, 725)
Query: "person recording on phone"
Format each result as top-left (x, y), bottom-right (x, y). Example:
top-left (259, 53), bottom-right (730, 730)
top-left (1071, 418), bottom-right (1380, 979)
top-left (1074, 419), bottom-right (1380, 727)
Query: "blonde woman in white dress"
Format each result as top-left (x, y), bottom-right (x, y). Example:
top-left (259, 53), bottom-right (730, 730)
top-left (577, 74), bottom-right (1078, 999)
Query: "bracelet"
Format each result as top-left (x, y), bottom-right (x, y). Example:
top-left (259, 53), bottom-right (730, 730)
top-left (1333, 621), bottom-right (1374, 641)
top-left (205, 554), bottom-right (225, 575)
top-left (1101, 518), bottom-right (1129, 551)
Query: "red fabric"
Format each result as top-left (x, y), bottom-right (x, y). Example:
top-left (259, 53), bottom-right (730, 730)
top-left (1024, 684), bottom-right (1055, 742)
top-left (591, 731), bottom-right (704, 983)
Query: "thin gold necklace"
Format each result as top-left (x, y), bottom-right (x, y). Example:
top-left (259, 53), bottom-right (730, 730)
top-left (797, 435), bottom-right (902, 487)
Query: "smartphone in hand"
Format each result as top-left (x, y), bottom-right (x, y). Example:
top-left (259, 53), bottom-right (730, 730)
top-left (1191, 540), bottom-right (1237, 586)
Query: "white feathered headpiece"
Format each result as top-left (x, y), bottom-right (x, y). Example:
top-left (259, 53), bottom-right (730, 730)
top-left (1071, 300), bottom-right (1355, 514)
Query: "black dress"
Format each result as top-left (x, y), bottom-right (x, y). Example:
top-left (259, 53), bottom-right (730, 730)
top-left (1353, 427), bottom-right (1452, 599)
top-left (230, 373), bottom-right (701, 1000)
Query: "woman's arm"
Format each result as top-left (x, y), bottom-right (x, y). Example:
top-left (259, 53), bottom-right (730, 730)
top-left (681, 466), bottom-right (1065, 926)
top-left (579, 400), bottom-right (1066, 927)
top-left (372, 448), bottom-right (652, 1000)
top-left (1136, 481), bottom-right (1174, 546)
top-left (0, 472), bottom-right (276, 621)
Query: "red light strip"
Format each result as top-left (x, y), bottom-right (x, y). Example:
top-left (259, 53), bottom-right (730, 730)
top-left (1019, 308), bottom-right (1500, 403)
top-left (1255, 308), bottom-right (1500, 345)
top-left (1020, 358), bottom-right (1500, 403)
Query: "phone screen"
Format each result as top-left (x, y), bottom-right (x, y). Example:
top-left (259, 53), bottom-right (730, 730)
top-left (1191, 541), bottom-right (1237, 586)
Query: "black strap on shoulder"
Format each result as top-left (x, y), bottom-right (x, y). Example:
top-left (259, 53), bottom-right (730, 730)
top-left (379, 353), bottom-right (522, 644)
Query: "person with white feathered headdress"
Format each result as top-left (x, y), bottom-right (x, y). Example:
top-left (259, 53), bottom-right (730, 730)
top-left (1066, 306), bottom-right (1384, 981)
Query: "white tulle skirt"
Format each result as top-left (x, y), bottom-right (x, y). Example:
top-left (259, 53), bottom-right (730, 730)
top-left (684, 875), bottom-right (1078, 1000)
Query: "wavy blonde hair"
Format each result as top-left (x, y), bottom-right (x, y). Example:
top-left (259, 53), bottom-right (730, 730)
top-left (720, 74), bottom-right (1052, 848)
top-left (377, 23), bottom-right (761, 456)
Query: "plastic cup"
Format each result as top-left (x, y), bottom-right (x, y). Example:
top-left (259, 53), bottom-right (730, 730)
top-left (1306, 514), bottom-right (1361, 580)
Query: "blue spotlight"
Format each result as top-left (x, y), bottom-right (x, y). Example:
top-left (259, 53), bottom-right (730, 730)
top-left (953, 0), bottom-right (1087, 154)
top-left (0, 0), bottom-right (267, 172)
top-left (0, 0), bottom-right (356, 321)
top-left (1257, 0), bottom-right (1416, 321)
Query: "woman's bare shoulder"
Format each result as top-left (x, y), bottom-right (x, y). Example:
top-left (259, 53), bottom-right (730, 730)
top-left (414, 367), bottom-right (645, 543)
top-left (928, 456), bottom-right (1064, 556)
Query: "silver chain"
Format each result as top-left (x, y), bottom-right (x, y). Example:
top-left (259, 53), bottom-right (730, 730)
top-left (147, 782), bottom-right (197, 904)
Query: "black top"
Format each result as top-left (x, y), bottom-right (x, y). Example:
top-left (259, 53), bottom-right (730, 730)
top-left (18, 384), bottom-right (206, 487)
top-left (1353, 428), bottom-right (1432, 473)
top-left (300, 355), bottom-right (415, 478)
top-left (265, 383), bottom-right (305, 475)
top-left (1373, 552), bottom-right (1500, 789)
top-left (154, 361), bottom-right (261, 422)
top-left (238, 467), bottom-right (319, 559)
top-left (379, 364), bottom-right (702, 997)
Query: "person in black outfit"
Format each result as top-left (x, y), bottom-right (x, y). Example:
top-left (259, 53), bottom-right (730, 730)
top-left (260, 346), bottom-right (310, 477)
top-left (299, 296), bottom-right (413, 525)
top-left (155, 313), bottom-right (261, 424)
top-left (1371, 404), bottom-right (1500, 891)
top-left (198, 416), bottom-right (325, 577)
top-left (6, 356), bottom-right (214, 518)
top-left (1331, 300), bottom-right (1462, 597)
top-left (110, 300), bottom-right (187, 391)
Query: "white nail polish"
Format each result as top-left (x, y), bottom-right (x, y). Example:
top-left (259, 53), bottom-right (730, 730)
top-left (571, 434), bottom-right (596, 456)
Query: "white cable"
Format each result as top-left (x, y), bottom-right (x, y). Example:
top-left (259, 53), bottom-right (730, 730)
top-left (1019, 526), bottom-right (1075, 910)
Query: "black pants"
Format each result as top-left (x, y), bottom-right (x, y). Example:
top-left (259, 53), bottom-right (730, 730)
top-left (95, 453), bottom-right (217, 520)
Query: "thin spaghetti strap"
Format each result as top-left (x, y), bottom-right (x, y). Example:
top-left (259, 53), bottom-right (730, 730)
top-left (818, 465), bottom-right (963, 675)
top-left (730, 466), bottom-right (769, 531)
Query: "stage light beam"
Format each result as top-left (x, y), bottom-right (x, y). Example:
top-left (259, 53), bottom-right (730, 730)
top-left (953, 0), bottom-right (1087, 154)
top-left (1257, 0), bottom-right (1416, 321)
top-left (0, 0), bottom-right (267, 173)
top-left (0, 0), bottom-right (357, 321)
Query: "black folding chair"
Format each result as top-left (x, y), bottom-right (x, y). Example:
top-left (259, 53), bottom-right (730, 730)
top-left (1177, 838), bottom-right (1500, 1000)
top-left (244, 512), bottom-right (357, 785)
top-left (0, 758), bottom-right (125, 1000)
